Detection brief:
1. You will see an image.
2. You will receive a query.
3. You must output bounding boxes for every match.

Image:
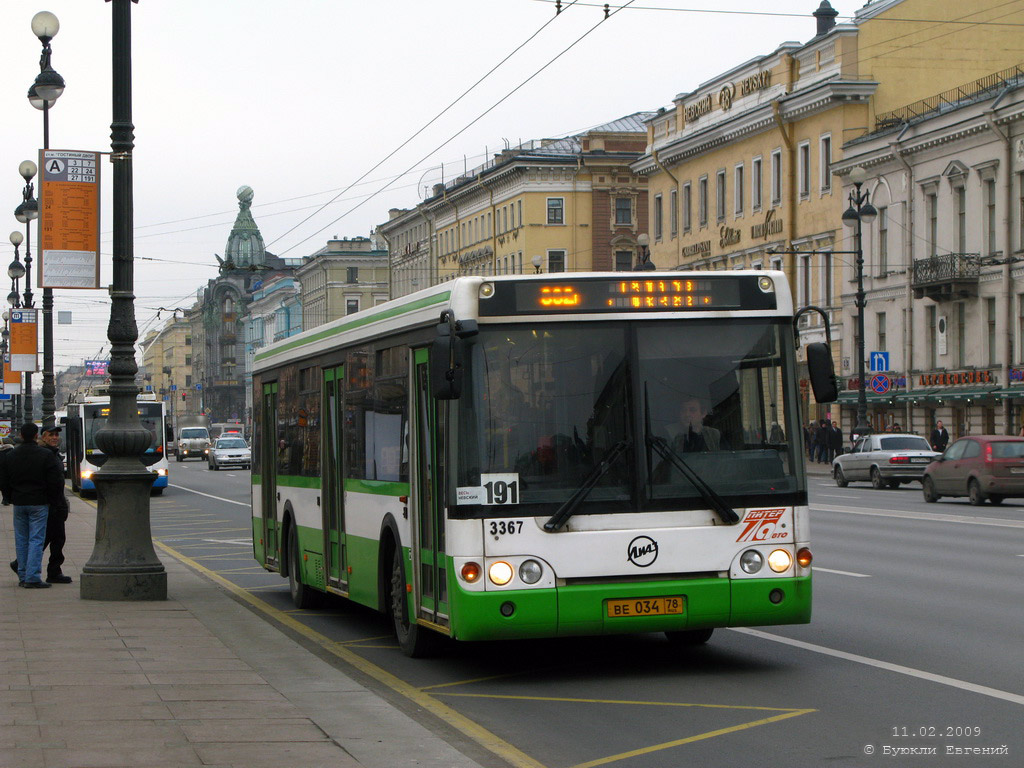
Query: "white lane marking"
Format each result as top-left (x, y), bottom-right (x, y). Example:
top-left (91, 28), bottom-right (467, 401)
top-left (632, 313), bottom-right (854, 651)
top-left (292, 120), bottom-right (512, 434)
top-left (732, 627), bottom-right (1024, 706)
top-left (814, 567), bottom-right (871, 578)
top-left (816, 494), bottom-right (856, 499)
top-left (168, 484), bottom-right (250, 507)
top-left (203, 538), bottom-right (253, 546)
top-left (812, 503), bottom-right (1024, 529)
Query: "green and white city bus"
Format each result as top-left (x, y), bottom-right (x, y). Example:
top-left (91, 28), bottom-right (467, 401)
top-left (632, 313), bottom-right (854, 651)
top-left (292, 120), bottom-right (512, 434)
top-left (252, 272), bottom-right (836, 656)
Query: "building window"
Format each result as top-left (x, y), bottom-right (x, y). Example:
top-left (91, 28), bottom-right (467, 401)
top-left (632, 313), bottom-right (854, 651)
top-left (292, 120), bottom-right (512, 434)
top-left (546, 197), bottom-right (563, 225)
top-left (986, 179), bottom-right (997, 255)
top-left (987, 297), bottom-right (997, 367)
top-left (346, 266), bottom-right (358, 284)
top-left (1019, 173), bottom-right (1024, 252)
top-left (716, 170), bottom-right (726, 222)
top-left (185, 336), bottom-right (192, 346)
top-left (518, 200), bottom-right (523, 227)
top-left (615, 197), bottom-right (631, 225)
top-left (682, 183), bottom-right (692, 232)
top-left (956, 187), bottom-right (967, 253)
top-left (752, 157), bottom-right (763, 211)
top-left (798, 142), bottom-right (810, 199)
top-left (770, 256), bottom-right (782, 273)
top-left (927, 192), bottom-right (938, 256)
top-left (654, 194), bottom-right (663, 241)
top-left (878, 206), bottom-right (888, 276)
top-left (547, 250), bottom-right (566, 273)
top-left (670, 189), bottom-right (678, 237)
top-left (615, 250), bottom-right (632, 271)
top-left (698, 176), bottom-right (708, 228)
top-left (799, 253), bottom-right (811, 306)
top-left (876, 311), bottom-right (886, 352)
top-left (820, 135), bottom-right (832, 192)
top-left (346, 298), bottom-right (359, 315)
top-left (734, 164), bottom-right (744, 215)
top-left (771, 149), bottom-right (782, 206)
top-left (184, 355), bottom-right (192, 366)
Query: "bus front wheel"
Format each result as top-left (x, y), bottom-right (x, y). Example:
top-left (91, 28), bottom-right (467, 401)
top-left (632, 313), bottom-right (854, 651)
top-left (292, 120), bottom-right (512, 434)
top-left (390, 548), bottom-right (437, 658)
top-left (288, 526), bottom-right (319, 609)
top-left (665, 628), bottom-right (714, 646)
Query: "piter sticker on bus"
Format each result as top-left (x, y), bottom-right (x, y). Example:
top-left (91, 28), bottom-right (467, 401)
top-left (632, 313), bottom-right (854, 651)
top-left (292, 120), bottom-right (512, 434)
top-left (736, 508), bottom-right (788, 542)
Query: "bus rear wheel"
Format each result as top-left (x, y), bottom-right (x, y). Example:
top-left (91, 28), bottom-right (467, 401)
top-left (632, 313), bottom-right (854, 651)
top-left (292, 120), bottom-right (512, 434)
top-left (665, 628), bottom-right (714, 646)
top-left (390, 548), bottom-right (437, 658)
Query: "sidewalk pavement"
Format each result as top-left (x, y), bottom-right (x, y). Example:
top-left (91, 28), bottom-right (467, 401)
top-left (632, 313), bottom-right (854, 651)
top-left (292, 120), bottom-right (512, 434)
top-left (2, 492), bottom-right (484, 768)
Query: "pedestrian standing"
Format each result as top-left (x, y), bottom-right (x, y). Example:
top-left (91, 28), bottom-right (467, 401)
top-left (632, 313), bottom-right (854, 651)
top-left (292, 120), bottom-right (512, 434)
top-left (828, 421), bottom-right (844, 462)
top-left (814, 419), bottom-right (829, 463)
top-left (0, 422), bottom-right (64, 588)
top-left (930, 420), bottom-right (949, 453)
top-left (9, 425), bottom-right (71, 584)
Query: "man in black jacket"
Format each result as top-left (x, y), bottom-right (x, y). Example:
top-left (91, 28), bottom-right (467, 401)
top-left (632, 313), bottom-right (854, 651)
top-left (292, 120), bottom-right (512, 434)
top-left (1, 423), bottom-right (65, 588)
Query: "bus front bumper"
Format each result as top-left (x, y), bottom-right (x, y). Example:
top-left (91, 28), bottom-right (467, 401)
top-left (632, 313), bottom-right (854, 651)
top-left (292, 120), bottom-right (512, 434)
top-left (448, 574), bottom-right (811, 642)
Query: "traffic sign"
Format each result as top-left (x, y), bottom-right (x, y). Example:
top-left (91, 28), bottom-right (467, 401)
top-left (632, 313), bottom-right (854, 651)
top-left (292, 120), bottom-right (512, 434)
top-left (870, 351), bottom-right (889, 372)
top-left (870, 374), bottom-right (891, 394)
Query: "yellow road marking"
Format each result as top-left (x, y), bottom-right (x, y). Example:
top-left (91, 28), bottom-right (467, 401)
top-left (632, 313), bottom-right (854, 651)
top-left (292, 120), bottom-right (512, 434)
top-left (422, 668), bottom-right (562, 692)
top-left (154, 539), bottom-right (548, 768)
top-left (435, 692), bottom-right (805, 712)
top-left (568, 709), bottom-right (815, 768)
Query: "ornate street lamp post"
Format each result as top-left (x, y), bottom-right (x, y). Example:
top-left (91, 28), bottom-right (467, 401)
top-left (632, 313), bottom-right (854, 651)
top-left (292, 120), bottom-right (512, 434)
top-left (7, 232), bottom-right (26, 432)
top-left (14, 161), bottom-right (38, 427)
top-left (842, 166), bottom-right (878, 440)
top-left (81, 0), bottom-right (166, 601)
top-left (29, 10), bottom-right (65, 431)
top-left (633, 233), bottom-right (655, 271)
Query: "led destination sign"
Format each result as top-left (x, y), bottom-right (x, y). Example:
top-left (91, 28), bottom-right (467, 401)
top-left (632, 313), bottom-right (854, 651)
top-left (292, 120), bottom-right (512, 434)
top-left (479, 275), bottom-right (775, 316)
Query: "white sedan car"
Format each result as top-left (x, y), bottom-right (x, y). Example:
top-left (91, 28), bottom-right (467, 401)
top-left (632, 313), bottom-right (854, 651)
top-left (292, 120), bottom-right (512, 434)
top-left (208, 437), bottom-right (251, 471)
top-left (832, 433), bottom-right (940, 489)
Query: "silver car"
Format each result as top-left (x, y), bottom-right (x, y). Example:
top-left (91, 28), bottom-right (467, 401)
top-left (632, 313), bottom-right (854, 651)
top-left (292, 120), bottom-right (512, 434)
top-left (832, 433), bottom-right (940, 489)
top-left (208, 437), bottom-right (251, 471)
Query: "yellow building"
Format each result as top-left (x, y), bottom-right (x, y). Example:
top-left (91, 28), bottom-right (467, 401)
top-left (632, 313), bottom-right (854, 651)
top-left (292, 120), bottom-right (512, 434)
top-left (635, 0), bottom-right (1024, 422)
top-left (378, 114), bottom-right (654, 296)
top-left (140, 315), bottom-right (191, 430)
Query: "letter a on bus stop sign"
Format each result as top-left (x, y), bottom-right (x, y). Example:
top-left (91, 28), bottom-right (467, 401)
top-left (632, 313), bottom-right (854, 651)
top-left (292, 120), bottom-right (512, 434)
top-left (38, 149), bottom-right (101, 289)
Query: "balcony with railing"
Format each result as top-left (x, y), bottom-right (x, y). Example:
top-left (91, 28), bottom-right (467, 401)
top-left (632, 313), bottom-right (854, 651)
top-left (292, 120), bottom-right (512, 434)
top-left (911, 254), bottom-right (980, 301)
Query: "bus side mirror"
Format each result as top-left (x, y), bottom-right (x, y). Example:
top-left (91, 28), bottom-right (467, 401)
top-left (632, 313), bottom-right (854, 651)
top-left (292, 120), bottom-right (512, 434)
top-left (806, 342), bottom-right (838, 403)
top-left (430, 314), bottom-right (478, 400)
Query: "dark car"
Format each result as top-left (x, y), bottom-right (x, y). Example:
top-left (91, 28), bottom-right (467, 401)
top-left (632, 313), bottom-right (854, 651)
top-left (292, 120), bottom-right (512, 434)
top-left (922, 435), bottom-right (1024, 505)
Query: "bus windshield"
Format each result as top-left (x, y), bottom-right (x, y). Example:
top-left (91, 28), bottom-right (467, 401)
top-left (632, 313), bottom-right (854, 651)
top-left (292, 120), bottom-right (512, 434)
top-left (84, 402), bottom-right (165, 467)
top-left (455, 319), bottom-right (802, 517)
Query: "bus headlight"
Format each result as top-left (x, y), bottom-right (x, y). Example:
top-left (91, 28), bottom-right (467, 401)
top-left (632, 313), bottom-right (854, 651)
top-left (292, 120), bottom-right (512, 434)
top-left (768, 549), bottom-right (793, 573)
top-left (739, 550), bottom-right (763, 574)
top-left (758, 276), bottom-right (774, 293)
top-left (156, 468), bottom-right (167, 476)
top-left (488, 561), bottom-right (514, 586)
top-left (81, 470), bottom-right (93, 480)
top-left (518, 559), bottom-right (543, 584)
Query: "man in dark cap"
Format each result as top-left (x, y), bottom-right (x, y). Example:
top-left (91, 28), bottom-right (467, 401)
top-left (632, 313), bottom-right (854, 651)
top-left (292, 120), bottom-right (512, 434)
top-left (2, 423), bottom-right (65, 588)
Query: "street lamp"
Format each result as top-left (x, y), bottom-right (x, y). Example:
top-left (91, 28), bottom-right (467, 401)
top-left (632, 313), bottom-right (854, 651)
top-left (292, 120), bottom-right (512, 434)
top-left (531, 254), bottom-right (543, 273)
top-left (842, 166), bottom-right (878, 439)
top-left (633, 232), bottom-right (655, 271)
top-left (81, 0), bottom-right (167, 601)
top-left (8, 233), bottom-right (25, 431)
top-left (29, 10), bottom-right (66, 432)
top-left (14, 161), bottom-right (38, 428)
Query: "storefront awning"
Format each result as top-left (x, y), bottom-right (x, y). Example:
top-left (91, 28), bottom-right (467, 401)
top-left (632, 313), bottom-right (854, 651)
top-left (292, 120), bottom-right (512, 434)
top-left (836, 390), bottom-right (897, 404)
top-left (992, 386), bottom-right (1024, 400)
top-left (891, 388), bottom-right (937, 402)
top-left (932, 386), bottom-right (998, 401)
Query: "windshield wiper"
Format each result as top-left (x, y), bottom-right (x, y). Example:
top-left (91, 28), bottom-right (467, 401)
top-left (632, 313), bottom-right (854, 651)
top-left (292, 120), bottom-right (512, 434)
top-left (646, 436), bottom-right (739, 525)
top-left (544, 440), bottom-right (630, 532)
top-left (643, 385), bottom-right (738, 525)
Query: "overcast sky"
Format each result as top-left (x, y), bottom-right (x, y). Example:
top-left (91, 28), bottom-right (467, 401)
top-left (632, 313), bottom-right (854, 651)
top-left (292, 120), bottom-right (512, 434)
top-left (0, 0), bottom-right (864, 371)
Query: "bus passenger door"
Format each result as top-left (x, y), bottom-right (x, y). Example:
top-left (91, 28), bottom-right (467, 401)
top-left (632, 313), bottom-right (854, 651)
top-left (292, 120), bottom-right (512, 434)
top-left (413, 349), bottom-right (449, 629)
top-left (323, 366), bottom-right (346, 589)
top-left (260, 383), bottom-right (280, 569)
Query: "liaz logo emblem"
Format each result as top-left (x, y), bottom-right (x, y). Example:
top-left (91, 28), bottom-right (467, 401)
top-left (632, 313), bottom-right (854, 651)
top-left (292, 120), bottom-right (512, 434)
top-left (627, 536), bottom-right (659, 567)
top-left (736, 508), bottom-right (787, 542)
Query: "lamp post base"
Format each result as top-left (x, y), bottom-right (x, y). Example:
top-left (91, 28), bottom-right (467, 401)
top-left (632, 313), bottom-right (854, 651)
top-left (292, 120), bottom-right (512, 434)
top-left (80, 469), bottom-right (167, 601)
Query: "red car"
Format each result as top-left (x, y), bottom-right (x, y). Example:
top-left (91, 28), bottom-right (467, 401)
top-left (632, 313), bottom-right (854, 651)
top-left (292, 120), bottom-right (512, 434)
top-left (922, 435), bottom-right (1024, 505)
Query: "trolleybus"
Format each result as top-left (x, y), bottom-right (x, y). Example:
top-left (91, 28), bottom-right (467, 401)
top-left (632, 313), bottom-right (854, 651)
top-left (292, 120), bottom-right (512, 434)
top-left (252, 272), bottom-right (836, 655)
top-left (65, 392), bottom-right (170, 495)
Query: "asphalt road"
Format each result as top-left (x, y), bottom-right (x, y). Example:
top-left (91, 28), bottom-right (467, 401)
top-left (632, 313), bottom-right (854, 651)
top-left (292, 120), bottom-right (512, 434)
top-left (139, 461), bottom-right (1023, 768)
